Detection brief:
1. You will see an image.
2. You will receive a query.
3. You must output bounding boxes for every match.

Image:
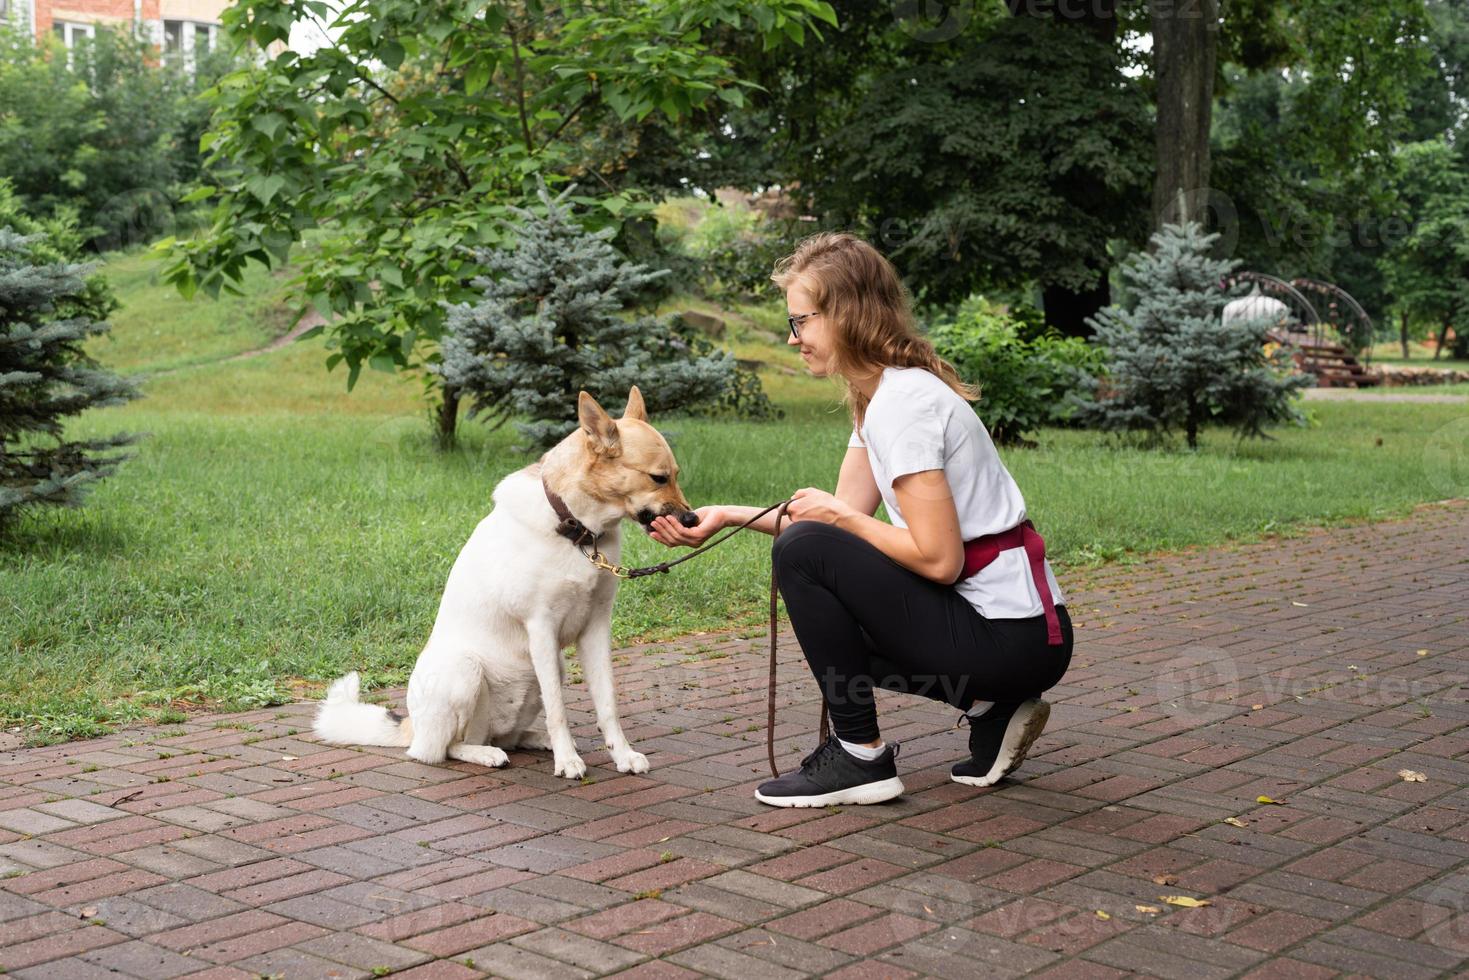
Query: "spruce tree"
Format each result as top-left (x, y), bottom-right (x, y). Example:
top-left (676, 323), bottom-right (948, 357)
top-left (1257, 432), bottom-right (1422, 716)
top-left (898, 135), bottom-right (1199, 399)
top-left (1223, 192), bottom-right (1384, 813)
top-left (1071, 221), bottom-right (1313, 449)
top-left (438, 178), bottom-right (748, 450)
top-left (0, 212), bottom-right (140, 525)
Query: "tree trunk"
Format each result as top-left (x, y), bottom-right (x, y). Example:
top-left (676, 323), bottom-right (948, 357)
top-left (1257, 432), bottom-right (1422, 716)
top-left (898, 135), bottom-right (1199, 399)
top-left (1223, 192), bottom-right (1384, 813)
top-left (1009, 0), bottom-right (1119, 339)
top-left (1150, 0), bottom-right (1220, 230)
top-left (1400, 311), bottom-right (1410, 359)
top-left (435, 385), bottom-right (460, 449)
top-left (1434, 321), bottom-right (1450, 361)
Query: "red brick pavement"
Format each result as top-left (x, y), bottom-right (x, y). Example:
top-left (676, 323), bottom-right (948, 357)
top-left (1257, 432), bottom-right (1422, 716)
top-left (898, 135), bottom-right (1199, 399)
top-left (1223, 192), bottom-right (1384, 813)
top-left (3, 501), bottom-right (1468, 978)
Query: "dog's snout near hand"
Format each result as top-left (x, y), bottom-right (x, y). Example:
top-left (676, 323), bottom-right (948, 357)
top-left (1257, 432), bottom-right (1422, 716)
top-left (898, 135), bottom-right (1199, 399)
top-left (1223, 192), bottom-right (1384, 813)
top-left (677, 511), bottom-right (700, 529)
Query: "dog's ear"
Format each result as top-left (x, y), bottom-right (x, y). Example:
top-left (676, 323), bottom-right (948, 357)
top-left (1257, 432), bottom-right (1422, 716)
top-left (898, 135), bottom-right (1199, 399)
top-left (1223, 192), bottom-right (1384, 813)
top-left (578, 391), bottom-right (621, 456)
top-left (621, 386), bottom-right (648, 422)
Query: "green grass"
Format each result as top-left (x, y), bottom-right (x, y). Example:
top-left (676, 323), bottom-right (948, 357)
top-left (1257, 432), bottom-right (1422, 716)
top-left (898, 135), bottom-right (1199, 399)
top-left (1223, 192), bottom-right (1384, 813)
top-left (3, 249), bottom-right (1467, 743)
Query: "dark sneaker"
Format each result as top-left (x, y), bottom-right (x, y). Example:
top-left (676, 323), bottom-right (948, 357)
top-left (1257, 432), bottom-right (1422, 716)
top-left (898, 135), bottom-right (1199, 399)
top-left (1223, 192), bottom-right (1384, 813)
top-left (755, 735), bottom-right (905, 807)
top-left (950, 699), bottom-right (1050, 787)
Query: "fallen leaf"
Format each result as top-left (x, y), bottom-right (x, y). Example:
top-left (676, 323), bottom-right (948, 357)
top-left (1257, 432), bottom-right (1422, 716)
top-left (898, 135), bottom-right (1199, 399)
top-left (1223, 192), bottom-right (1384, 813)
top-left (1152, 874), bottom-right (1177, 886)
top-left (1292, 601), bottom-right (1309, 607)
top-left (280, 755), bottom-right (297, 761)
top-left (1161, 895), bottom-right (1212, 908)
top-left (1251, 704), bottom-right (1264, 711)
top-left (1256, 795), bottom-right (1285, 805)
top-left (1095, 910), bottom-right (1111, 920)
top-left (923, 905), bottom-right (934, 916)
top-left (1224, 817), bottom-right (1247, 828)
top-left (1135, 905), bottom-right (1161, 914)
top-left (1417, 649), bottom-right (1428, 656)
top-left (79, 906), bottom-right (97, 918)
top-left (1399, 769), bottom-right (1427, 783)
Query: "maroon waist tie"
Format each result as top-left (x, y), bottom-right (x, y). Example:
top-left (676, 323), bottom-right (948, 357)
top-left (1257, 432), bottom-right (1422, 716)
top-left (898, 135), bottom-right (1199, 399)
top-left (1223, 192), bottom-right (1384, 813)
top-left (957, 519), bottom-right (1063, 645)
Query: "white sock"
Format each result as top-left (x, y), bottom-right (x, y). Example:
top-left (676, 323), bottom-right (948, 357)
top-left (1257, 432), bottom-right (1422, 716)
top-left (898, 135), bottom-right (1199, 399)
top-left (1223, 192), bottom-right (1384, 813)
top-left (838, 737), bottom-right (885, 760)
top-left (967, 700), bottom-right (995, 719)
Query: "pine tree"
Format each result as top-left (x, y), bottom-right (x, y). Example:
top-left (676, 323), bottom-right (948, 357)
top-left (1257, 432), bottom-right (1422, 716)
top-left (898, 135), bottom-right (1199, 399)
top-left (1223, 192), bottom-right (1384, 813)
top-left (1070, 221), bottom-right (1313, 449)
top-left (438, 177), bottom-right (752, 450)
top-left (0, 213), bottom-right (140, 526)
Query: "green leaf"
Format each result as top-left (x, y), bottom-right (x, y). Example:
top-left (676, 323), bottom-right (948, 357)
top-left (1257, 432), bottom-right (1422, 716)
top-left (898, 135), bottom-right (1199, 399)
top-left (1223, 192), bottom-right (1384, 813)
top-left (251, 113), bottom-right (288, 140)
top-left (246, 175), bottom-right (286, 205)
top-left (381, 41), bottom-right (405, 70)
top-left (465, 61), bottom-right (490, 95)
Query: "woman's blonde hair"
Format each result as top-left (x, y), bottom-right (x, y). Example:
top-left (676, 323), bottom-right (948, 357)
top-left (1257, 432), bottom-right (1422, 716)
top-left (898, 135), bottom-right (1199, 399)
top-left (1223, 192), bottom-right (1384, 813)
top-left (770, 231), bottom-right (977, 429)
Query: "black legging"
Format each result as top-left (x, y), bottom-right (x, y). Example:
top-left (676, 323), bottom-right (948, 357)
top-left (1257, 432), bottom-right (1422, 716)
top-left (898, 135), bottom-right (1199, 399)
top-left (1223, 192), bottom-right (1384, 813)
top-left (772, 520), bottom-right (1074, 743)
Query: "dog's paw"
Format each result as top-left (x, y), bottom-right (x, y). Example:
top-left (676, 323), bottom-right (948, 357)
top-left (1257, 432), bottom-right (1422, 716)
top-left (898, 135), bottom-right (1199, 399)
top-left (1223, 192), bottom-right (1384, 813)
top-left (553, 753), bottom-right (587, 780)
top-left (611, 748), bottom-right (649, 774)
top-left (455, 745), bottom-right (509, 769)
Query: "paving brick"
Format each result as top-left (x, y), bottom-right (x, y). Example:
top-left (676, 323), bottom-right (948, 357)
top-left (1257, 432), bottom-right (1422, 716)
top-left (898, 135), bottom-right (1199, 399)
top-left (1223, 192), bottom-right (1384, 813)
top-left (612, 910), bottom-right (742, 955)
top-left (509, 925), bottom-right (647, 973)
top-left (402, 911), bottom-right (539, 956)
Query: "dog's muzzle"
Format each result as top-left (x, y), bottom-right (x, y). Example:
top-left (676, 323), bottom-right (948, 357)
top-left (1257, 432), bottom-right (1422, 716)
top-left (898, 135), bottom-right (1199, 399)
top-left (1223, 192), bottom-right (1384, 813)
top-left (638, 508), bottom-right (699, 528)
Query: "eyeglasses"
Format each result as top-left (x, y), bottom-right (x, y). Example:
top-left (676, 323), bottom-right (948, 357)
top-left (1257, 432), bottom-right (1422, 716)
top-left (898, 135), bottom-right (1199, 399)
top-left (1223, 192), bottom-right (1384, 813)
top-left (788, 311), bottom-right (820, 340)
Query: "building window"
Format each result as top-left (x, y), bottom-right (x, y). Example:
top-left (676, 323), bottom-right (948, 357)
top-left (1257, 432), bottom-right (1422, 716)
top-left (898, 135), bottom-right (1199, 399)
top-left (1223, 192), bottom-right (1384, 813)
top-left (164, 20), bottom-right (183, 54)
top-left (53, 21), bottom-right (97, 49)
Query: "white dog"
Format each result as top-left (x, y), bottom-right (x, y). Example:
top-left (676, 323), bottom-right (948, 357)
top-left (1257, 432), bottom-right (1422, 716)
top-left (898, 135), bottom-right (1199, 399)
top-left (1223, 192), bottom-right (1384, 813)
top-left (314, 387), bottom-right (695, 779)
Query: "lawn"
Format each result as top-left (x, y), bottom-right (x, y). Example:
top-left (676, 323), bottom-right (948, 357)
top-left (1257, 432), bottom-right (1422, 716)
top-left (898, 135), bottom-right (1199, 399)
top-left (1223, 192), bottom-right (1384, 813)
top-left (2, 251), bottom-right (1467, 744)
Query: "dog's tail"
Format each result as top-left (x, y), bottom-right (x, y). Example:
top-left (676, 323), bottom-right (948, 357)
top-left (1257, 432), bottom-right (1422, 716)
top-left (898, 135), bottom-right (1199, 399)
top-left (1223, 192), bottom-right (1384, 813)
top-left (313, 672), bottom-right (412, 747)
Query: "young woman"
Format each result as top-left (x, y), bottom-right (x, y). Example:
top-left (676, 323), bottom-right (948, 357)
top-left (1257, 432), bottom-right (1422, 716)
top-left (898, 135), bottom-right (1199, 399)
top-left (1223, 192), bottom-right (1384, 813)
top-left (649, 232), bottom-right (1074, 808)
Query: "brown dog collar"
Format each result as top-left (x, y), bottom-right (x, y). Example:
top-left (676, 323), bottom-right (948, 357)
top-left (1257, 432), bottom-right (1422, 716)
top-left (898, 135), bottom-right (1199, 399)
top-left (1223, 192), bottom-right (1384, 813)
top-left (542, 475), bottom-right (596, 548)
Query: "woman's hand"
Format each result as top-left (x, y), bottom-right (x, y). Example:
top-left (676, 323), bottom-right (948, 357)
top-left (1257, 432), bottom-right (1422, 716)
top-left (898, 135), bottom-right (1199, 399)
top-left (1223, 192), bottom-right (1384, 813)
top-left (787, 487), bottom-right (857, 527)
top-left (649, 506), bottom-right (725, 548)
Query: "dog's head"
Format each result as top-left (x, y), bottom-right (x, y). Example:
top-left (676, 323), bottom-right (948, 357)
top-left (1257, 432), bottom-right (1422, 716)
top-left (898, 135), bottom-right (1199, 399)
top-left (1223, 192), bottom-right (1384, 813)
top-left (571, 386), bottom-right (696, 532)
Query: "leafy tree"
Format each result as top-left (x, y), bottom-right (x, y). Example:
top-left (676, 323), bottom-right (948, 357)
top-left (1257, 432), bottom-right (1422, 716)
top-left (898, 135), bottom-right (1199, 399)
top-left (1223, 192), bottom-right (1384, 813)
top-left (819, 13), bottom-right (1151, 331)
top-left (1379, 141), bottom-right (1469, 359)
top-left (160, 0), bottom-right (836, 444)
top-left (1072, 222), bottom-right (1312, 449)
top-left (0, 26), bottom-right (235, 250)
top-left (438, 179), bottom-right (760, 450)
top-left (0, 183), bottom-right (140, 526)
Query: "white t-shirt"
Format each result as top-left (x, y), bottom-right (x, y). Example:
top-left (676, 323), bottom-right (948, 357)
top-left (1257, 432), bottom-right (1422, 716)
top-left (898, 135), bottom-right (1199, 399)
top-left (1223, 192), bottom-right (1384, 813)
top-left (849, 366), bottom-right (1066, 619)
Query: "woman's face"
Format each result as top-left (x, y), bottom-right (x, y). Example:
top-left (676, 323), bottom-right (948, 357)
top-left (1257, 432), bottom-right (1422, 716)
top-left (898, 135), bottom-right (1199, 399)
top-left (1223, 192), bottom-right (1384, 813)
top-left (786, 275), bottom-right (837, 377)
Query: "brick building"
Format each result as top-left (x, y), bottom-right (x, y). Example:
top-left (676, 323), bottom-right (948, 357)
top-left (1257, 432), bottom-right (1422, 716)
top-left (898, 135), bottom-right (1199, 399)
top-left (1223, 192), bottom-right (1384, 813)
top-left (2, 0), bottom-right (230, 62)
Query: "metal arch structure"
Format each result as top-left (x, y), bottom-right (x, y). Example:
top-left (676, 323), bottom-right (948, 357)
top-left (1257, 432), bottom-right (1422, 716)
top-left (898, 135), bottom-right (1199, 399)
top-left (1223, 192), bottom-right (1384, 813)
top-left (1290, 278), bottom-right (1376, 365)
top-left (1220, 272), bottom-right (1321, 343)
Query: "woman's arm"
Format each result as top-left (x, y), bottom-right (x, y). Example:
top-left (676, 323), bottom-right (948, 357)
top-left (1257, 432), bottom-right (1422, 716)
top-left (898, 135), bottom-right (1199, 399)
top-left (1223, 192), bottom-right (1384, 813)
top-left (834, 446), bottom-right (882, 517)
top-left (786, 470), bottom-right (964, 583)
top-left (650, 446), bottom-right (882, 548)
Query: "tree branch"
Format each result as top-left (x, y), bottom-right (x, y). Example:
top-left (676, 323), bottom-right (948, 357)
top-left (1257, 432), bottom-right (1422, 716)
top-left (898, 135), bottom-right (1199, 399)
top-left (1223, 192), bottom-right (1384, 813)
top-left (506, 23), bottom-right (536, 152)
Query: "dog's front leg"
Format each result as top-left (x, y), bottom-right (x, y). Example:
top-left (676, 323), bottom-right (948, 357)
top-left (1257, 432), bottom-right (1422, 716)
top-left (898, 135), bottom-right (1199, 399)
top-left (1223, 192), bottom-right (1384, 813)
top-left (577, 614), bottom-right (648, 774)
top-left (527, 620), bottom-right (585, 779)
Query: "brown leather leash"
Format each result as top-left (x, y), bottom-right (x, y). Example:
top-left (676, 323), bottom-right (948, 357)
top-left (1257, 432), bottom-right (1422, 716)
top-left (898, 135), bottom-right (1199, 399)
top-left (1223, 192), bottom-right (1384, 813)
top-left (544, 477), bottom-right (810, 778)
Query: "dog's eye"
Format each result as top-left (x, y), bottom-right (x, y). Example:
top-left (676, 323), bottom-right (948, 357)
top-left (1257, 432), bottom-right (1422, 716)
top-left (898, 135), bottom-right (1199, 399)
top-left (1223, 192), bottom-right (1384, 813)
top-left (650, 473), bottom-right (669, 485)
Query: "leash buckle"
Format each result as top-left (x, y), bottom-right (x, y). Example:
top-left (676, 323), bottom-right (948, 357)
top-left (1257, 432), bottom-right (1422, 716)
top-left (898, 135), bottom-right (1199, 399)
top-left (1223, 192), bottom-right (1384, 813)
top-left (584, 545), bottom-right (630, 578)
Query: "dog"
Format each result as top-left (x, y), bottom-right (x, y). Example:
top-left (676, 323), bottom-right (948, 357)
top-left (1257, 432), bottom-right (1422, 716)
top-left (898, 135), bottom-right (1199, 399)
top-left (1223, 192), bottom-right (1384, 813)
top-left (314, 386), bottom-right (696, 779)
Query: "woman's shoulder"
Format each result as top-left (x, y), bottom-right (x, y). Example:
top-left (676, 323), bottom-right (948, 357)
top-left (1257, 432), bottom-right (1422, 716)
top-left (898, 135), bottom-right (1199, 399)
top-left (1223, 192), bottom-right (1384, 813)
top-left (873, 366), bottom-right (966, 414)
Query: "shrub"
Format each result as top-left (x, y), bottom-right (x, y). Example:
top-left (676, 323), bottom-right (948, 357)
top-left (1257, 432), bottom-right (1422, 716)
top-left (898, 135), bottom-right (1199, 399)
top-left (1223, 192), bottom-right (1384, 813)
top-left (929, 297), bottom-right (1104, 445)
